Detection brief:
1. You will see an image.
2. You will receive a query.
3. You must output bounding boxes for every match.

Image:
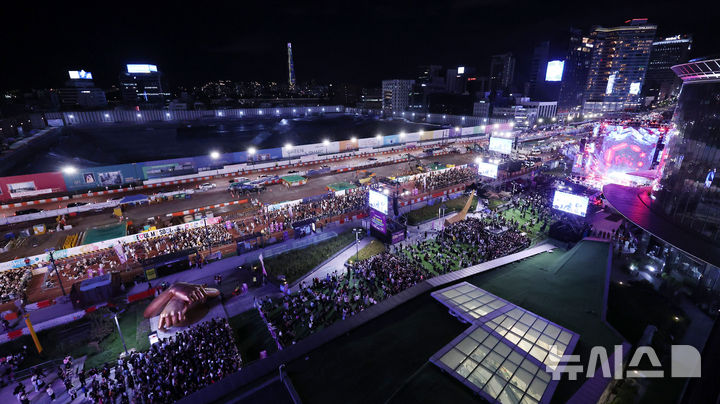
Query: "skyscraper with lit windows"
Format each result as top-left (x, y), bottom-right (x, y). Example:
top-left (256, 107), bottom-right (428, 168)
top-left (582, 18), bottom-right (656, 112)
top-left (288, 42), bottom-right (296, 90)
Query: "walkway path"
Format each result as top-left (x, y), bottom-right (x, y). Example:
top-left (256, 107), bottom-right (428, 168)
top-left (290, 237), bottom-right (372, 293)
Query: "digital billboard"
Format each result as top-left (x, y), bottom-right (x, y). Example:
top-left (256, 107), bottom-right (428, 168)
top-left (370, 210), bottom-right (387, 234)
top-left (68, 70), bottom-right (93, 79)
top-left (368, 189), bottom-right (389, 215)
top-left (127, 64), bottom-right (158, 74)
top-left (477, 162), bottom-right (498, 179)
top-left (489, 137), bottom-right (513, 154)
top-left (545, 60), bottom-right (564, 82)
top-left (629, 82), bottom-right (641, 95)
top-left (552, 190), bottom-right (589, 217)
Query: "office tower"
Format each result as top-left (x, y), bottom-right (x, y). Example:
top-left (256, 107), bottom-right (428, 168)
top-left (119, 64), bottom-right (164, 104)
top-left (288, 42), bottom-right (296, 90)
top-left (643, 35), bottom-right (692, 101)
top-left (583, 18), bottom-right (656, 112)
top-left (558, 28), bottom-right (593, 112)
top-left (56, 69), bottom-right (107, 108)
top-left (527, 41), bottom-right (550, 99)
top-left (381, 79), bottom-right (414, 114)
top-left (446, 66), bottom-right (475, 94)
top-left (489, 53), bottom-right (516, 94)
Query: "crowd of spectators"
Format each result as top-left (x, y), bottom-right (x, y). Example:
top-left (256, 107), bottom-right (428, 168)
top-left (419, 167), bottom-right (476, 191)
top-left (260, 252), bottom-right (424, 346)
top-left (14, 319), bottom-right (241, 403)
top-left (0, 268), bottom-right (31, 303)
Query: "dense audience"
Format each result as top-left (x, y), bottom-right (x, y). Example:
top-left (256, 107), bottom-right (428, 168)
top-left (260, 213), bottom-right (531, 347)
top-left (0, 268), bottom-right (31, 303)
top-left (419, 167), bottom-right (476, 191)
top-left (19, 319), bottom-right (241, 404)
top-left (260, 252), bottom-right (425, 345)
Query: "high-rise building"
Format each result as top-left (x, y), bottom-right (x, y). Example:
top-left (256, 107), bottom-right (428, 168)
top-left (56, 69), bottom-right (107, 108)
top-left (643, 35), bottom-right (692, 101)
top-left (119, 64), bottom-right (164, 104)
top-left (527, 41), bottom-right (550, 99)
top-left (446, 66), bottom-right (475, 94)
top-left (287, 42), bottom-right (296, 90)
top-left (381, 79), bottom-right (414, 114)
top-left (583, 18), bottom-right (656, 112)
top-left (489, 53), bottom-right (516, 94)
top-left (558, 28), bottom-right (594, 112)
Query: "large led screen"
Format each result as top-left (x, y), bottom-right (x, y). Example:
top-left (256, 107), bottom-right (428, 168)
top-left (545, 60), bottom-right (565, 82)
top-left (489, 137), bottom-right (513, 154)
top-left (368, 189), bottom-right (389, 215)
top-left (477, 162), bottom-right (498, 179)
top-left (552, 190), bottom-right (589, 217)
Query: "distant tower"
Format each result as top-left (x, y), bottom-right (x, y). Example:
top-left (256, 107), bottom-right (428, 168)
top-left (287, 42), bottom-right (296, 90)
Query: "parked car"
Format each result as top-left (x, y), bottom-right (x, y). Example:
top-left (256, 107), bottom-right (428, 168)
top-left (367, 157), bottom-right (377, 161)
top-left (67, 202), bottom-right (89, 208)
top-left (199, 182), bottom-right (217, 191)
top-left (15, 208), bottom-right (43, 216)
top-left (321, 165), bottom-right (331, 169)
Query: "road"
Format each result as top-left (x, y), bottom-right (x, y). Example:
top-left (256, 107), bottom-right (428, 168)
top-left (0, 151), bottom-right (478, 261)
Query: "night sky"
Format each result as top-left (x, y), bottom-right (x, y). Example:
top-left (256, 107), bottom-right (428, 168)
top-left (3, 0), bottom-right (718, 91)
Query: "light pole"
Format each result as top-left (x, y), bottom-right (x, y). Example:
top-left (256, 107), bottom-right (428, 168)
top-left (114, 314), bottom-right (128, 355)
top-left (203, 215), bottom-right (213, 258)
top-left (46, 249), bottom-right (66, 296)
top-left (353, 228), bottom-right (363, 261)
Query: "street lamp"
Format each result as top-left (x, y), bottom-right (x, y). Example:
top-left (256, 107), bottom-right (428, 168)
top-left (351, 136), bottom-right (357, 142)
top-left (323, 139), bottom-right (330, 154)
top-left (247, 147), bottom-right (256, 155)
top-left (46, 249), bottom-right (66, 297)
top-left (210, 151), bottom-right (220, 160)
top-left (284, 143), bottom-right (293, 149)
top-left (352, 228), bottom-right (363, 261)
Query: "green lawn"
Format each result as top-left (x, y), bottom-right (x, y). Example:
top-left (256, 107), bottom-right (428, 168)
top-left (0, 303), bottom-right (149, 370)
top-left (228, 309), bottom-right (278, 364)
top-left (348, 239), bottom-right (386, 264)
top-left (500, 207), bottom-right (549, 240)
top-left (406, 194), bottom-right (477, 225)
top-left (284, 240), bottom-right (621, 404)
top-left (259, 231), bottom-right (356, 283)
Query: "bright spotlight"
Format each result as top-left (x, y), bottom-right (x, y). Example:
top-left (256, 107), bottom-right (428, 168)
top-left (285, 143), bottom-right (293, 149)
top-left (351, 137), bottom-right (357, 142)
top-left (210, 151), bottom-right (220, 159)
top-left (323, 139), bottom-right (330, 145)
top-left (248, 147), bottom-right (256, 155)
top-left (62, 166), bottom-right (77, 174)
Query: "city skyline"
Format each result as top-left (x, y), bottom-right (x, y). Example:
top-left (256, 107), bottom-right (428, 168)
top-left (2, 0), bottom-right (719, 91)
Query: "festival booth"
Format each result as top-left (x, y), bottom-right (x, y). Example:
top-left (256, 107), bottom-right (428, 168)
top-left (281, 175), bottom-right (307, 187)
top-left (140, 248), bottom-right (196, 280)
top-left (326, 182), bottom-right (357, 193)
top-left (69, 273), bottom-right (122, 308)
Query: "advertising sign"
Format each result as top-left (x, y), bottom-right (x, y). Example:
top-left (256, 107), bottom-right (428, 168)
top-left (368, 189), bottom-right (389, 215)
top-left (391, 230), bottom-right (405, 244)
top-left (552, 190), bottom-right (589, 217)
top-left (370, 210), bottom-right (387, 234)
top-left (545, 60), bottom-right (565, 82)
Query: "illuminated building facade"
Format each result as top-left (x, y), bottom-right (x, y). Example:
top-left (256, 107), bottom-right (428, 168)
top-left (287, 42), bottom-right (296, 90)
top-left (643, 35), bottom-right (693, 101)
top-left (119, 64), bottom-right (165, 104)
top-left (558, 28), bottom-right (593, 112)
top-left (653, 57), bottom-right (720, 241)
top-left (583, 19), bottom-right (656, 112)
top-left (381, 79), bottom-right (414, 115)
